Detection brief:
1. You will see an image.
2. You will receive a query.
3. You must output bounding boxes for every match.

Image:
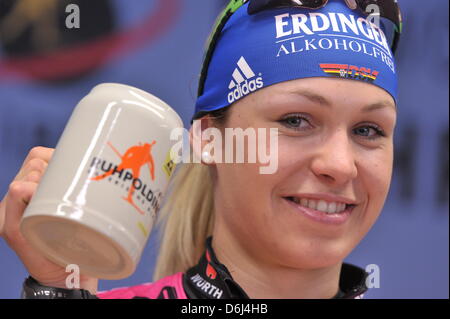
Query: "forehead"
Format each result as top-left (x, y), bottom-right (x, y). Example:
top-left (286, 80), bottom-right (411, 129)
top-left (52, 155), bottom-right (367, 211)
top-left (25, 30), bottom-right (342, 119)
top-left (238, 77), bottom-right (396, 113)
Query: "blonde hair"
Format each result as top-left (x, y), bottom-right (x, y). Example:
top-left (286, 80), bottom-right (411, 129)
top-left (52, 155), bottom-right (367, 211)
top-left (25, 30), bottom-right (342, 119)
top-left (153, 107), bottom-right (231, 281)
top-left (152, 162), bottom-right (215, 280)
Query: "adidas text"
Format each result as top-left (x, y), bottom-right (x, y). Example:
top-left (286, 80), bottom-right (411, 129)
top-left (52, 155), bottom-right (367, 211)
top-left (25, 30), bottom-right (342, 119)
top-left (227, 77), bottom-right (264, 104)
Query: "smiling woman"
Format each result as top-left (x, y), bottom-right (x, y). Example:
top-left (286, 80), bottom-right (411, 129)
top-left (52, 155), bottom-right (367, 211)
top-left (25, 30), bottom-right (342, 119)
top-left (152, 0), bottom-right (400, 299)
top-left (230, 77), bottom-right (397, 267)
top-left (1, 0), bottom-right (403, 300)
top-left (152, 75), bottom-right (397, 299)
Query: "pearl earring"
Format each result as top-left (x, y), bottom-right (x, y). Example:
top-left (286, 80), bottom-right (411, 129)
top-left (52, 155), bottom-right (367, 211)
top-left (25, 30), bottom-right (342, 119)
top-left (201, 151), bottom-right (213, 164)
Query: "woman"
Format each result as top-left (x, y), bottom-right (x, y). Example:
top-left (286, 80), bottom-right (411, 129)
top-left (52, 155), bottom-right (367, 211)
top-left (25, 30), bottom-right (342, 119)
top-left (0, 0), bottom-right (402, 299)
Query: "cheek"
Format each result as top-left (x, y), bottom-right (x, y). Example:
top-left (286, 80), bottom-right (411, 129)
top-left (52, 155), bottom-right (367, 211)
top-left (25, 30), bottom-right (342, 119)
top-left (364, 148), bottom-right (393, 201)
top-left (276, 138), bottom-right (312, 171)
top-left (215, 162), bottom-right (276, 211)
top-left (356, 146), bottom-right (394, 229)
top-left (213, 160), bottom-right (286, 242)
top-left (215, 135), bottom-right (308, 205)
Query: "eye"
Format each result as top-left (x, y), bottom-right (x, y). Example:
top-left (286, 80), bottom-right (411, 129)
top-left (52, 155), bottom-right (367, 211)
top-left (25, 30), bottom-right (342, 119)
top-left (278, 114), bottom-right (313, 131)
top-left (353, 124), bottom-right (386, 140)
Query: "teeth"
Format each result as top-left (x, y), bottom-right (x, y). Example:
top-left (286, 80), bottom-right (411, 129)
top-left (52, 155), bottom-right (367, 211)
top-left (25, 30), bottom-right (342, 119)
top-left (300, 198), bottom-right (308, 207)
top-left (327, 202), bottom-right (337, 214)
top-left (317, 200), bottom-right (328, 212)
top-left (288, 197), bottom-right (348, 214)
top-left (308, 200), bottom-right (317, 209)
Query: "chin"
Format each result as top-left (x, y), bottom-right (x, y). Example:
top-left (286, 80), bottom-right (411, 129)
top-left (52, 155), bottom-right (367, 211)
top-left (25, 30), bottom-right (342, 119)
top-left (274, 236), bottom-right (355, 270)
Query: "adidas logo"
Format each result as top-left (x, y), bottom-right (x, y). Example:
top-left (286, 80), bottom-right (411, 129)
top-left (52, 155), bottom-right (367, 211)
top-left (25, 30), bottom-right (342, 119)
top-left (227, 56), bottom-right (264, 104)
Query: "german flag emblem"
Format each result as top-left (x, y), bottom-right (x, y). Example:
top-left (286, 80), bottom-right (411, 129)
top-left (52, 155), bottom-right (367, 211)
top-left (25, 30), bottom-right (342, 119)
top-left (320, 64), bottom-right (379, 83)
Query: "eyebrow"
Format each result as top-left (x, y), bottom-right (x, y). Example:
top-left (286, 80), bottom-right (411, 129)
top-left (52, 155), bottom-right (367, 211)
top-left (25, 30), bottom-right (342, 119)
top-left (289, 90), bottom-right (397, 113)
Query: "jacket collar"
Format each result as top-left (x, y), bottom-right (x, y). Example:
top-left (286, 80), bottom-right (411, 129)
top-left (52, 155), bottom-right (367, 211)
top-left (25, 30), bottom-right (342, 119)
top-left (184, 237), bottom-right (368, 299)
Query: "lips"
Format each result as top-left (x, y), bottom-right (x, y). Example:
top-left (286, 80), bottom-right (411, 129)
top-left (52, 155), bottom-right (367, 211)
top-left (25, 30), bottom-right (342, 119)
top-left (283, 195), bottom-right (357, 225)
top-left (284, 196), bottom-right (356, 214)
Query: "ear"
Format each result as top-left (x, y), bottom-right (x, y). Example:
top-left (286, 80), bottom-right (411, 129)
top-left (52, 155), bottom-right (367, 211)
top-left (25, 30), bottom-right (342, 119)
top-left (189, 117), bottom-right (215, 164)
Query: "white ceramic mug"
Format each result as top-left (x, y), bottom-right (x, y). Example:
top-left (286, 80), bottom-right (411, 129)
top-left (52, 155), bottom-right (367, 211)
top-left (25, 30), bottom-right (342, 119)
top-left (20, 83), bottom-right (183, 280)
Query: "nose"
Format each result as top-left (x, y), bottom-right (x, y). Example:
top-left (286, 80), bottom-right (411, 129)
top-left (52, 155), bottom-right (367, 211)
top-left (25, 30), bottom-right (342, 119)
top-left (310, 129), bottom-right (358, 185)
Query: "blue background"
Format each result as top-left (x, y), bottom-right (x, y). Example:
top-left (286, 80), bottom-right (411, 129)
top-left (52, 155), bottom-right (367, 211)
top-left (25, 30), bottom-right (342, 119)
top-left (0, 0), bottom-right (448, 299)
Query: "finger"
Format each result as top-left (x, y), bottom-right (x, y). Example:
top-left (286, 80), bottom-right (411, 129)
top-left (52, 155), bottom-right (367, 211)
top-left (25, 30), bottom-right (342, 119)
top-left (19, 159), bottom-right (47, 183)
top-left (15, 154), bottom-right (50, 182)
top-left (19, 163), bottom-right (47, 184)
top-left (26, 146), bottom-right (54, 164)
top-left (0, 200), bottom-right (5, 237)
top-left (3, 181), bottom-right (38, 246)
top-left (2, 181), bottom-right (65, 281)
top-left (24, 170), bottom-right (44, 183)
top-left (1, 171), bottom-right (43, 238)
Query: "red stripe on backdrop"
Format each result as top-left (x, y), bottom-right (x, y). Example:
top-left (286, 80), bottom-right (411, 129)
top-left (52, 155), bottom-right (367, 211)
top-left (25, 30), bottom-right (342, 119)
top-left (0, 0), bottom-right (182, 81)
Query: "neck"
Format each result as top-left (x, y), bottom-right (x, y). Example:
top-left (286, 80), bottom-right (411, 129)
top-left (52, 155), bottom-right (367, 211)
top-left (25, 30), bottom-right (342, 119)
top-left (212, 225), bottom-right (342, 299)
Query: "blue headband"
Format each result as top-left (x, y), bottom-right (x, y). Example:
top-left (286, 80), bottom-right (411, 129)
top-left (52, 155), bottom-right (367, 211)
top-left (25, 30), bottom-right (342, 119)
top-left (195, 0), bottom-right (398, 115)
